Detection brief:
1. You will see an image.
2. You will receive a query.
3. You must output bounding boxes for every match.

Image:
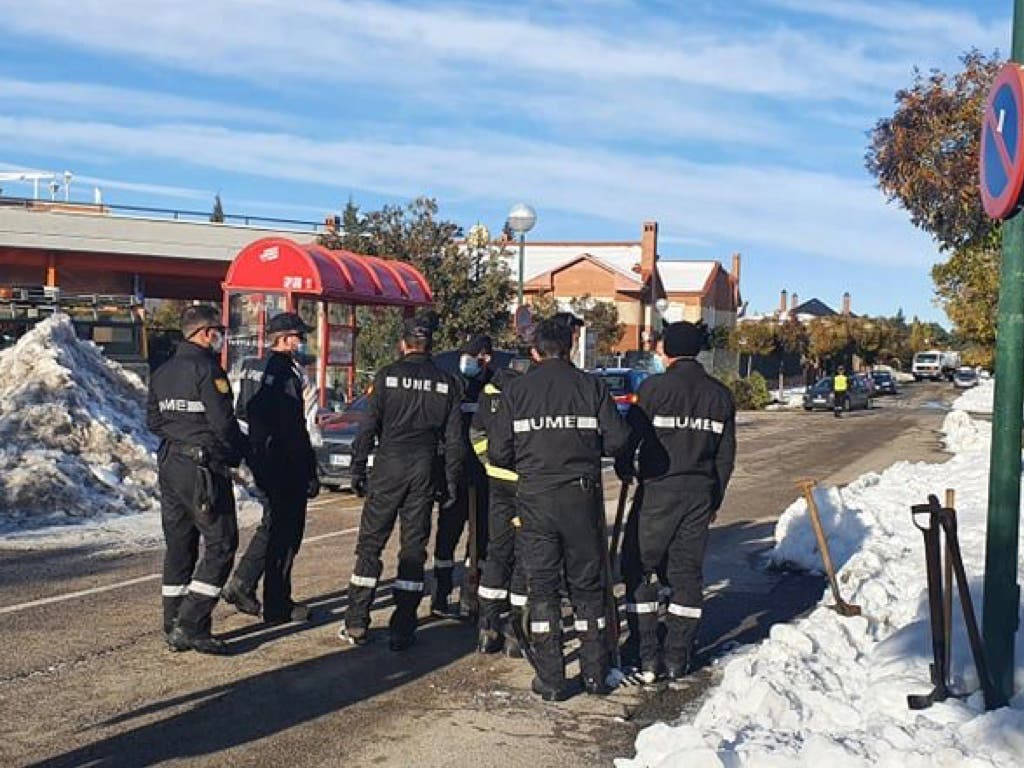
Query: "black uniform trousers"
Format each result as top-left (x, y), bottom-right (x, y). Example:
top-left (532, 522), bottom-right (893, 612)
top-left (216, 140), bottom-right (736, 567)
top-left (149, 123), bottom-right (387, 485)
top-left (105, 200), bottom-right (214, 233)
top-left (621, 481), bottom-right (714, 671)
top-left (519, 477), bottom-right (608, 688)
top-left (345, 450), bottom-right (435, 638)
top-left (478, 478), bottom-right (527, 631)
top-left (159, 452), bottom-right (238, 634)
top-left (232, 475), bottom-right (308, 619)
top-left (433, 463), bottom-right (489, 603)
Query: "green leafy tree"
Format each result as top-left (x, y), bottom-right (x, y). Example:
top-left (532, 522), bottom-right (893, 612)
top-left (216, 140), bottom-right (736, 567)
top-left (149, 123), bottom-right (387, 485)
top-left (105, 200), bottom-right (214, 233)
top-left (806, 317), bottom-right (852, 369)
top-left (569, 294), bottom-right (625, 356)
top-left (319, 197), bottom-right (515, 370)
top-left (729, 320), bottom-right (777, 376)
top-left (528, 291), bottom-right (559, 320)
top-left (866, 50), bottom-right (1002, 360)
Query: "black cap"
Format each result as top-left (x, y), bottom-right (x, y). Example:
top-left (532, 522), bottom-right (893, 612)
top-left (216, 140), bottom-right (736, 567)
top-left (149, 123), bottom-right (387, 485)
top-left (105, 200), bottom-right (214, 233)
top-left (462, 334), bottom-right (493, 356)
top-left (662, 321), bottom-right (706, 358)
top-left (180, 304), bottom-right (224, 337)
top-left (403, 310), bottom-right (438, 340)
top-left (552, 311), bottom-right (584, 330)
top-left (266, 312), bottom-right (314, 336)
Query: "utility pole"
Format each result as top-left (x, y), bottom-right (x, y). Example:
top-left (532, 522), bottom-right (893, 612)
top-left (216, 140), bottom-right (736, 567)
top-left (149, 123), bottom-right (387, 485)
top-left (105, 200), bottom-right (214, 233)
top-left (983, 0), bottom-right (1024, 709)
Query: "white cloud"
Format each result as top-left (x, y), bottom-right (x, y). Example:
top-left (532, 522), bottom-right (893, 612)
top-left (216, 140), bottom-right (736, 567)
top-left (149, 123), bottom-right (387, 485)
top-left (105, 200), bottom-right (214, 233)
top-left (0, 77), bottom-right (286, 127)
top-left (0, 115), bottom-right (937, 269)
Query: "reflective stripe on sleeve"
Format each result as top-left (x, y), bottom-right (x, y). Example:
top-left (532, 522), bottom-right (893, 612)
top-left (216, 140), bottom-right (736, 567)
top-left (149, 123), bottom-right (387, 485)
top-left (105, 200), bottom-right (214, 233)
top-left (161, 585), bottom-right (189, 597)
top-left (393, 580), bottom-right (424, 592)
top-left (350, 574), bottom-right (377, 588)
top-left (626, 602), bottom-right (659, 614)
top-left (188, 580), bottom-right (222, 598)
top-left (510, 593), bottom-right (528, 607)
top-left (484, 463), bottom-right (518, 482)
top-left (667, 604), bottom-right (702, 618)
top-left (574, 617), bottom-right (608, 631)
top-left (530, 621), bottom-right (551, 634)
top-left (477, 586), bottom-right (509, 601)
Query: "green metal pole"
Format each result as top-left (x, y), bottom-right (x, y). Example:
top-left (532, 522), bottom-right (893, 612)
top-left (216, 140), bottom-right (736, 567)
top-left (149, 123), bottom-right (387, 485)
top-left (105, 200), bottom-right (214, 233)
top-left (517, 233), bottom-right (525, 309)
top-left (982, 0), bottom-right (1024, 709)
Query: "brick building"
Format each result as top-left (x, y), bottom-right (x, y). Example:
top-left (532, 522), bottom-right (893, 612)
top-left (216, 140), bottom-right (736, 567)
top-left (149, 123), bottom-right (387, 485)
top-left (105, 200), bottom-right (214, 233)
top-left (514, 220), bottom-right (741, 352)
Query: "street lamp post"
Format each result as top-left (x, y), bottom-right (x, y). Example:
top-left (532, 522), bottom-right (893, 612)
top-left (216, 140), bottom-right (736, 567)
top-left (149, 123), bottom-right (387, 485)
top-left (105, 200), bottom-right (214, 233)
top-left (507, 203), bottom-right (537, 308)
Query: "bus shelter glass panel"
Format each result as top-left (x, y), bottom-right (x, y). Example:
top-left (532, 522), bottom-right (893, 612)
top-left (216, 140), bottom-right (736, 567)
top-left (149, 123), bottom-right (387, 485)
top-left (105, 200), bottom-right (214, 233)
top-left (226, 291), bottom-right (287, 379)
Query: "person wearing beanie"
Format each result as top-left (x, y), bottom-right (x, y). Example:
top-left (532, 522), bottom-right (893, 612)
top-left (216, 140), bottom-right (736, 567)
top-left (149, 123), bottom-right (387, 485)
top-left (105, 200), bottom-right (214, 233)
top-left (340, 312), bottom-right (465, 652)
top-left (615, 320), bottom-right (736, 683)
top-left (432, 334), bottom-right (494, 618)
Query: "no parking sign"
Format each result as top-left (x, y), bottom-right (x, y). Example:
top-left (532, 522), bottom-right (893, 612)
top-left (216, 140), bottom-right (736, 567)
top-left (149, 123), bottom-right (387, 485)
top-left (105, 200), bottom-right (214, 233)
top-left (980, 63), bottom-right (1024, 219)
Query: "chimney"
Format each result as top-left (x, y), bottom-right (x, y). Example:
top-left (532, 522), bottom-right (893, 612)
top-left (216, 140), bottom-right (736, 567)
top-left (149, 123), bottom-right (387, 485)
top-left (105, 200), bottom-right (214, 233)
top-left (324, 214), bottom-right (340, 233)
top-left (640, 221), bottom-right (658, 281)
top-left (791, 292), bottom-right (798, 311)
top-left (780, 289), bottom-right (788, 314)
top-left (842, 292), bottom-right (851, 316)
top-left (731, 252), bottom-right (741, 286)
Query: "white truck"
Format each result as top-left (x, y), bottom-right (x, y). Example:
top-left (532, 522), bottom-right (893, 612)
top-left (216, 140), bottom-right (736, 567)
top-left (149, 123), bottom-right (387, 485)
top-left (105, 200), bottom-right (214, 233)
top-left (912, 349), bottom-right (960, 381)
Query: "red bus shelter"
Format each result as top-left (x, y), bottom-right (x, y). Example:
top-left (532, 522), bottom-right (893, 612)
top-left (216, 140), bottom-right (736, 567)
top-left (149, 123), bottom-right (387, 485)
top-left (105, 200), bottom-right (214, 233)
top-left (222, 237), bottom-right (431, 407)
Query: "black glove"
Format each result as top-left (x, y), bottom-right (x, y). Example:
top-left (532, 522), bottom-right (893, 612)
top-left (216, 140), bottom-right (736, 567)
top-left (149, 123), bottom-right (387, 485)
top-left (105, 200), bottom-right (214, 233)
top-left (614, 457), bottom-right (635, 484)
top-left (352, 475), bottom-right (368, 498)
top-left (442, 482), bottom-right (459, 509)
top-left (307, 475), bottom-right (321, 499)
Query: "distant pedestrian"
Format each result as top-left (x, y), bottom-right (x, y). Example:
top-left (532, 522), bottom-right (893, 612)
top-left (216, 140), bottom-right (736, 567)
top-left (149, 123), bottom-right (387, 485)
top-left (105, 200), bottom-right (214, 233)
top-left (224, 312), bottom-right (320, 624)
top-left (833, 366), bottom-right (849, 418)
top-left (147, 305), bottom-right (248, 654)
top-left (616, 321), bottom-right (736, 682)
top-left (340, 312), bottom-right (464, 651)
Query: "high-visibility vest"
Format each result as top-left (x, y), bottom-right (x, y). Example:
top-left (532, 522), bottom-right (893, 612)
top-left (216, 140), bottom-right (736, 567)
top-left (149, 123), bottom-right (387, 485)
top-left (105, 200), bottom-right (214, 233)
top-left (833, 374), bottom-right (848, 393)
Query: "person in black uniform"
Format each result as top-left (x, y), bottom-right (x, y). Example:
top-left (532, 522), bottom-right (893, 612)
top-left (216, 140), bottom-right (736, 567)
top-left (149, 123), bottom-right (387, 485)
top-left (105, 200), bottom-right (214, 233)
top-left (431, 334), bottom-right (493, 619)
top-left (341, 313), bottom-right (465, 651)
top-left (224, 312), bottom-right (320, 623)
top-left (472, 362), bottom-right (528, 656)
top-left (147, 304), bottom-right (248, 654)
top-left (616, 321), bottom-right (736, 683)
top-left (490, 319), bottom-right (630, 700)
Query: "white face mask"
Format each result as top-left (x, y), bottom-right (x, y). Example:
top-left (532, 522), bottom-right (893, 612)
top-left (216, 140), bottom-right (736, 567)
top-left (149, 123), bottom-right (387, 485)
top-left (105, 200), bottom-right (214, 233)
top-left (209, 330), bottom-right (225, 354)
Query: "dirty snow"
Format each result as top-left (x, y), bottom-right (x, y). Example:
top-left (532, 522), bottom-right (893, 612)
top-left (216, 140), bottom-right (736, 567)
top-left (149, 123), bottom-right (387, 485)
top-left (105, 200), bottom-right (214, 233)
top-left (952, 379), bottom-right (994, 415)
top-left (618, 403), bottom-right (1024, 768)
top-left (0, 315), bottom-right (261, 551)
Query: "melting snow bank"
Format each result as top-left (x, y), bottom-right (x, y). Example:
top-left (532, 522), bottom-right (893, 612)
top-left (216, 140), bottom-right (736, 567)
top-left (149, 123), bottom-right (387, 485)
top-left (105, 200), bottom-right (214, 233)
top-left (952, 378), bottom-right (994, 415)
top-left (617, 408), bottom-right (1024, 768)
top-left (0, 315), bottom-right (260, 551)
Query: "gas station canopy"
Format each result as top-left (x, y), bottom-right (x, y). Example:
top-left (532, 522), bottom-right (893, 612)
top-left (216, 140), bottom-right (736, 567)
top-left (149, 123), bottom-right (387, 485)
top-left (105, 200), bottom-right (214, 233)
top-left (224, 237), bottom-right (432, 306)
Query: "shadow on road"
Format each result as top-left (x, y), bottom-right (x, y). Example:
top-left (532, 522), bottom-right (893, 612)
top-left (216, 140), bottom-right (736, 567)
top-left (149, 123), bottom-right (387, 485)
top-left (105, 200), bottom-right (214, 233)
top-left (29, 619), bottom-right (477, 768)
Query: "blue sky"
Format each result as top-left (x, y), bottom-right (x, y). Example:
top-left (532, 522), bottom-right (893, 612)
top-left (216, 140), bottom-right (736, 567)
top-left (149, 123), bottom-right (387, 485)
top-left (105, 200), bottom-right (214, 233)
top-left (0, 0), bottom-right (1008, 323)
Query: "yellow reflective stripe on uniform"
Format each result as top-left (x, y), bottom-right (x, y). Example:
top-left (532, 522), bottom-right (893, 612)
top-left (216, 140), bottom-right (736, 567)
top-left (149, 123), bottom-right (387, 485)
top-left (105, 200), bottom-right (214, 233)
top-left (484, 463), bottom-right (518, 482)
top-left (473, 437), bottom-right (488, 456)
top-left (483, 383), bottom-right (501, 395)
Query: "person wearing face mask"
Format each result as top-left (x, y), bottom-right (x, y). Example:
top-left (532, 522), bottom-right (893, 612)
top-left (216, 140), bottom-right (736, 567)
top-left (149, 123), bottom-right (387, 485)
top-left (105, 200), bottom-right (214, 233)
top-left (224, 312), bottom-right (320, 624)
top-left (147, 304), bottom-right (249, 654)
top-left (615, 321), bottom-right (735, 683)
top-left (431, 334), bottom-right (493, 619)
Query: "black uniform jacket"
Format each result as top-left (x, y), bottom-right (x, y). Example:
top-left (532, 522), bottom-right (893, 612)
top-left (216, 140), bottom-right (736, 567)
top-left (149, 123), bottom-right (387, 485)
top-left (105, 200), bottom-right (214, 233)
top-left (245, 351), bottom-right (316, 485)
top-left (147, 341), bottom-right (248, 469)
top-left (488, 357), bottom-right (629, 490)
top-left (352, 352), bottom-right (465, 486)
top-left (234, 353), bottom-right (270, 426)
top-left (624, 358), bottom-right (736, 505)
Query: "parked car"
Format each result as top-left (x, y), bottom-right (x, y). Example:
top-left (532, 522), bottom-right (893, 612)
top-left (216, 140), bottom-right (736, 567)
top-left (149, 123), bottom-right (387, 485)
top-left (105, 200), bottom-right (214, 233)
top-left (802, 376), bottom-right (871, 412)
top-left (870, 369), bottom-right (899, 395)
top-left (953, 366), bottom-right (979, 389)
top-left (316, 394), bottom-right (374, 491)
top-left (589, 367), bottom-right (651, 415)
top-left (854, 372), bottom-right (876, 398)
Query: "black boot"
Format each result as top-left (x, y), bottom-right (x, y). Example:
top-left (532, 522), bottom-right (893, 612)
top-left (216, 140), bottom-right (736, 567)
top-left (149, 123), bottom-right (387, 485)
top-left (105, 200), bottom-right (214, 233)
top-left (223, 579), bottom-right (261, 617)
top-left (577, 618), bottom-right (611, 697)
top-left (166, 621), bottom-right (230, 655)
top-left (265, 602), bottom-right (312, 624)
top-left (531, 676), bottom-right (579, 702)
top-left (389, 633), bottom-right (416, 652)
top-left (430, 596), bottom-right (461, 620)
top-left (477, 629), bottom-right (504, 654)
top-left (583, 674), bottom-right (612, 696)
top-left (339, 622), bottom-right (369, 646)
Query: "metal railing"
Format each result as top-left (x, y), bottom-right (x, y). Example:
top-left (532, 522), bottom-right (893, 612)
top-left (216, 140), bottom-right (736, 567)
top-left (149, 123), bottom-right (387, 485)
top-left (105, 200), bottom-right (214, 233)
top-left (0, 195), bottom-right (324, 232)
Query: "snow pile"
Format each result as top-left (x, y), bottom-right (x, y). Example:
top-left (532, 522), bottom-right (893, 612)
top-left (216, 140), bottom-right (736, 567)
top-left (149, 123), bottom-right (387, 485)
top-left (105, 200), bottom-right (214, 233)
top-left (952, 379), bottom-right (994, 414)
top-left (618, 409), bottom-right (1024, 768)
top-left (0, 315), bottom-right (261, 550)
top-left (767, 388), bottom-right (808, 411)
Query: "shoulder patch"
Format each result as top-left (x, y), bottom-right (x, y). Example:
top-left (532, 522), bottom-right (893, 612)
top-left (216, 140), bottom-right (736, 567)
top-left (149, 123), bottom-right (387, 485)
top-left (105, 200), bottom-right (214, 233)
top-left (214, 378), bottom-right (231, 395)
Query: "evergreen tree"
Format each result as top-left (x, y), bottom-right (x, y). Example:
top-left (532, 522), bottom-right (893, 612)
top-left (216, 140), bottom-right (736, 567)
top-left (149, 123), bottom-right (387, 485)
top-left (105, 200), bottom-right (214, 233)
top-left (210, 194), bottom-right (225, 223)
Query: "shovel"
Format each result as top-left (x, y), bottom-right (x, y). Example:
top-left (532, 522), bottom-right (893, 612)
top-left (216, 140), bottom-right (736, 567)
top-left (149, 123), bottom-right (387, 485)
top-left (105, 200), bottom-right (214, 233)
top-left (796, 479), bottom-right (862, 617)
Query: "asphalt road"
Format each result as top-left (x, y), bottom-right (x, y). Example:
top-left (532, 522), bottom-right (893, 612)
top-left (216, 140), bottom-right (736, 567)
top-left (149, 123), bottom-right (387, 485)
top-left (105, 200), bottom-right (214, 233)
top-left (0, 382), bottom-right (956, 768)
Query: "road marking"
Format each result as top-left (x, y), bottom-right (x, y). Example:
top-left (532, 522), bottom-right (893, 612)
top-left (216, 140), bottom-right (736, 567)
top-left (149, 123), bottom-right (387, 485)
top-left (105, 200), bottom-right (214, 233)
top-left (0, 526), bottom-right (361, 617)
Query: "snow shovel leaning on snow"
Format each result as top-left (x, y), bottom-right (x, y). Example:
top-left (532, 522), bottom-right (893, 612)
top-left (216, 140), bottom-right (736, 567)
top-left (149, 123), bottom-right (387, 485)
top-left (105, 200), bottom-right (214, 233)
top-left (795, 479), bottom-right (861, 617)
top-left (907, 494), bottom-right (993, 710)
